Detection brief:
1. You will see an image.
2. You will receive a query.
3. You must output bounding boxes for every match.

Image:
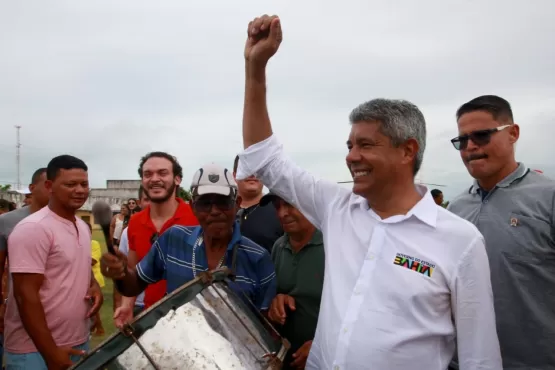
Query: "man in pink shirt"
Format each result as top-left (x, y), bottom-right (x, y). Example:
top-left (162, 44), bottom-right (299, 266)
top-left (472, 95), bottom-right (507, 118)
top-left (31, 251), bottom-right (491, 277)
top-left (4, 155), bottom-right (103, 370)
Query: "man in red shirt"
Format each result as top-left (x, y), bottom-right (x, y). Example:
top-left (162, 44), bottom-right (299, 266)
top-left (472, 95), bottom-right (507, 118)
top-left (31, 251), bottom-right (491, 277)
top-left (113, 152), bottom-right (197, 327)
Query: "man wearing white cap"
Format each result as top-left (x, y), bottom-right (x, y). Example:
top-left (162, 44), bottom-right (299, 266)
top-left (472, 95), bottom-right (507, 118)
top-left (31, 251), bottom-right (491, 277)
top-left (16, 187), bottom-right (32, 207)
top-left (100, 163), bottom-right (277, 311)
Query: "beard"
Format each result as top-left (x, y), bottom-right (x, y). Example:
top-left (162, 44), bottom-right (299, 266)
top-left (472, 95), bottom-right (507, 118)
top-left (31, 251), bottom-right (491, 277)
top-left (146, 182), bottom-right (176, 204)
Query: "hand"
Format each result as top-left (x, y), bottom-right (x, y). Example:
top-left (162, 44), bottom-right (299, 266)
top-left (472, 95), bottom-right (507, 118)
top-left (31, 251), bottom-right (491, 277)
top-left (268, 294), bottom-right (295, 325)
top-left (85, 280), bottom-right (103, 319)
top-left (290, 340), bottom-right (312, 369)
top-left (100, 249), bottom-right (128, 280)
top-left (244, 14), bottom-right (282, 66)
top-left (46, 345), bottom-right (86, 370)
top-left (113, 304), bottom-right (134, 329)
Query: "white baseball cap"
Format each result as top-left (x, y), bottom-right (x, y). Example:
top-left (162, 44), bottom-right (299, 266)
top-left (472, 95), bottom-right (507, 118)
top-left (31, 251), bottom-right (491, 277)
top-left (190, 163), bottom-right (237, 197)
top-left (16, 187), bottom-right (31, 195)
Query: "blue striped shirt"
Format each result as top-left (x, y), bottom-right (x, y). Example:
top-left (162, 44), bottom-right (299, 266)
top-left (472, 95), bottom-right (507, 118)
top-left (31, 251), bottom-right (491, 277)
top-left (136, 222), bottom-right (277, 310)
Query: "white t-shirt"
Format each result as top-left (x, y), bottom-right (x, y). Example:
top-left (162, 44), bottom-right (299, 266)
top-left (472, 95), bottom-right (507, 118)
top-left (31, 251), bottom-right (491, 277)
top-left (118, 228), bottom-right (144, 307)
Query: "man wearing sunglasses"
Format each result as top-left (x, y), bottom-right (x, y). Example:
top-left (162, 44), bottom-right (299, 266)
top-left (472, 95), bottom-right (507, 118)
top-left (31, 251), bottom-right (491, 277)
top-left (101, 163), bottom-right (277, 313)
top-left (448, 95), bottom-right (555, 370)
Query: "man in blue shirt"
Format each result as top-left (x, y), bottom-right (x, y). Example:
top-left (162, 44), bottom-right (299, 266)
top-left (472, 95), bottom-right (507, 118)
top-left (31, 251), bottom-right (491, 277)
top-left (101, 163), bottom-right (277, 312)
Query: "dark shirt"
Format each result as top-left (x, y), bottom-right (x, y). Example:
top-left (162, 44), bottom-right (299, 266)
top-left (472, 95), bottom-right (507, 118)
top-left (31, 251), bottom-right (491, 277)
top-left (238, 202), bottom-right (283, 253)
top-left (271, 230), bottom-right (325, 367)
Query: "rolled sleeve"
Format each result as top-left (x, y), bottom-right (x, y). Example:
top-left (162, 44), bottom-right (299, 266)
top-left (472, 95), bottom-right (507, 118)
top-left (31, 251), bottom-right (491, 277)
top-left (136, 234), bottom-right (168, 285)
top-left (237, 135), bottom-right (347, 230)
top-left (8, 223), bottom-right (51, 274)
top-left (451, 236), bottom-right (502, 370)
top-left (255, 252), bottom-right (277, 310)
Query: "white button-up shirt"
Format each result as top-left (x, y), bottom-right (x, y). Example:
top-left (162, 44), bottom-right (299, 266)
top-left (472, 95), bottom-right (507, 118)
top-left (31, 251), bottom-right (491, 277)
top-left (237, 135), bottom-right (502, 370)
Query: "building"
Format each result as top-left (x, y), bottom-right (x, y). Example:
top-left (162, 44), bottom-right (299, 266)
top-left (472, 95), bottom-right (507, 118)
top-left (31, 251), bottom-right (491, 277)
top-left (0, 179), bottom-right (141, 227)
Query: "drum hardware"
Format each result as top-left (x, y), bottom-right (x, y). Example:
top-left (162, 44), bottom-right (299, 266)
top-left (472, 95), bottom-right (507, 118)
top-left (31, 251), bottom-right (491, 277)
top-left (121, 322), bottom-right (161, 370)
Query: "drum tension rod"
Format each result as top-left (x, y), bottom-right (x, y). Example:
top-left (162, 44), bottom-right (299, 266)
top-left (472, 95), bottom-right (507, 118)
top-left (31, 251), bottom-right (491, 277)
top-left (121, 323), bottom-right (162, 370)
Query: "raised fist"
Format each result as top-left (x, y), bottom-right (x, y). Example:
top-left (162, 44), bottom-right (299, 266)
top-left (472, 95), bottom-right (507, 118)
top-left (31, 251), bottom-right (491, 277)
top-left (244, 14), bottom-right (282, 66)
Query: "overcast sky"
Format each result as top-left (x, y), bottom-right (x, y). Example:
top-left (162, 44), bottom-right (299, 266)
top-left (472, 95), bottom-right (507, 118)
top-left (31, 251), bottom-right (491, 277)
top-left (1, 0), bottom-right (553, 201)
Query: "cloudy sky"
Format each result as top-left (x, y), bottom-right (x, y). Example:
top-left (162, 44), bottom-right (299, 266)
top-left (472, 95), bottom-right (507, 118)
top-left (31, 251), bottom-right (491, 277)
top-left (1, 0), bottom-right (553, 201)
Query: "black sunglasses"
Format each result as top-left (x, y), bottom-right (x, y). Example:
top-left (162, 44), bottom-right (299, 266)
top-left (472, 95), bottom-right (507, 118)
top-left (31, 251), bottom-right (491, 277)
top-left (150, 232), bottom-right (159, 244)
top-left (193, 196), bottom-right (235, 213)
top-left (450, 125), bottom-right (510, 151)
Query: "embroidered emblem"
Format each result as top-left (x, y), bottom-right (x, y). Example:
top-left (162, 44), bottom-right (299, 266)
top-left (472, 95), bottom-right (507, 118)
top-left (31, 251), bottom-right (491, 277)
top-left (510, 217), bottom-right (518, 227)
top-left (208, 174), bottom-right (219, 183)
top-left (393, 253), bottom-right (435, 277)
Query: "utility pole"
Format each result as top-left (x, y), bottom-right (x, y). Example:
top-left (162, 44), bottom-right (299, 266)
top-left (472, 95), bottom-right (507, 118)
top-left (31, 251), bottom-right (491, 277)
top-left (15, 125), bottom-right (21, 190)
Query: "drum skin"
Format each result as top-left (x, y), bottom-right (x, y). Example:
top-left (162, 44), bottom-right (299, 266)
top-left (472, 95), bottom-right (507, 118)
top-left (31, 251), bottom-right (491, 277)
top-left (70, 269), bottom-right (289, 370)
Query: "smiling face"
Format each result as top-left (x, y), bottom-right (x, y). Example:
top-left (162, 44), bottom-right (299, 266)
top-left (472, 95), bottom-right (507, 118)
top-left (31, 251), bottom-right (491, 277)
top-left (346, 121), bottom-right (418, 197)
top-left (141, 157), bottom-right (181, 204)
top-left (46, 168), bottom-right (89, 210)
top-left (457, 111), bottom-right (519, 181)
top-left (272, 198), bottom-right (313, 234)
top-left (192, 194), bottom-right (239, 239)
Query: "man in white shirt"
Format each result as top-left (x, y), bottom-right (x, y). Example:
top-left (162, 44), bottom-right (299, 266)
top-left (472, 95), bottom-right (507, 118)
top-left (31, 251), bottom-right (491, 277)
top-left (237, 15), bottom-right (502, 370)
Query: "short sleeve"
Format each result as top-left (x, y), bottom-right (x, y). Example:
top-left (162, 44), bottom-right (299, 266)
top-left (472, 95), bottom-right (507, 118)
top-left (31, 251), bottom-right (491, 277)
top-left (128, 218), bottom-right (137, 252)
top-left (0, 234), bottom-right (6, 252)
top-left (91, 241), bottom-right (101, 262)
top-left (254, 252), bottom-right (277, 310)
top-left (136, 231), bottom-right (168, 285)
top-left (8, 223), bottom-right (51, 274)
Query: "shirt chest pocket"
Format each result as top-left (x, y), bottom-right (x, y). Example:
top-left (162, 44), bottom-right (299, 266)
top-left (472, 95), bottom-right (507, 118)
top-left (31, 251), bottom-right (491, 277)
top-left (503, 213), bottom-right (555, 262)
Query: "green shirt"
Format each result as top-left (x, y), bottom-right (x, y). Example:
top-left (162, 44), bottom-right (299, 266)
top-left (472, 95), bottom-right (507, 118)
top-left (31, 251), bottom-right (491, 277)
top-left (271, 229), bottom-right (325, 356)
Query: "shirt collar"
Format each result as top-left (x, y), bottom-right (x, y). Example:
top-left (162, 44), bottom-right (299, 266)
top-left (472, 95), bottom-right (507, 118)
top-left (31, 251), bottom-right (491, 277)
top-left (191, 220), bottom-right (242, 252)
top-left (139, 198), bottom-right (188, 226)
top-left (355, 184), bottom-right (438, 228)
top-left (469, 162), bottom-right (529, 194)
top-left (283, 229), bottom-right (324, 250)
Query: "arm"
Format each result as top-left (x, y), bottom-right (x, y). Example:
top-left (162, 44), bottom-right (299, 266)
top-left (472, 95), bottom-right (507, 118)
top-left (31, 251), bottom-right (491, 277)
top-left (117, 228), bottom-right (135, 310)
top-left (451, 236), bottom-right (502, 370)
top-left (116, 232), bottom-right (169, 297)
top-left (109, 215), bottom-right (116, 241)
top-left (240, 16), bottom-right (346, 230)
top-left (0, 229), bottom-right (7, 301)
top-left (8, 223), bottom-right (59, 361)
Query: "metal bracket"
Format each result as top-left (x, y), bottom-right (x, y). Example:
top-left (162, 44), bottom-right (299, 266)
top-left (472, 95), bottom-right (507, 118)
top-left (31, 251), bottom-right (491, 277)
top-left (121, 323), bottom-right (161, 370)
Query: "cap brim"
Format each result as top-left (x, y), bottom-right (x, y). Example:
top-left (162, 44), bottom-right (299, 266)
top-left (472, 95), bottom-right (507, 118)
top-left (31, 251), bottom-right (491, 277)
top-left (260, 193), bottom-right (280, 207)
top-left (16, 187), bottom-right (31, 195)
top-left (196, 185), bottom-right (232, 196)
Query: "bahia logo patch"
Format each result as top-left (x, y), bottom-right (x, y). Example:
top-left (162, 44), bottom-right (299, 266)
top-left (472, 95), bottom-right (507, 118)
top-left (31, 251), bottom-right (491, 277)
top-left (393, 253), bottom-right (435, 277)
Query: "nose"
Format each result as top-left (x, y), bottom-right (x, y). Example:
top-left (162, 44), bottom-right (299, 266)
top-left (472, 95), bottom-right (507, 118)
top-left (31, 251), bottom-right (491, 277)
top-left (346, 146), bottom-right (361, 164)
top-left (463, 137), bottom-right (480, 152)
top-left (75, 184), bottom-right (88, 194)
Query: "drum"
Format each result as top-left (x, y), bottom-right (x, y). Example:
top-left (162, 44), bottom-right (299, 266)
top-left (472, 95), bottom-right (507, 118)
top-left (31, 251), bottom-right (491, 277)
top-left (71, 269), bottom-right (290, 370)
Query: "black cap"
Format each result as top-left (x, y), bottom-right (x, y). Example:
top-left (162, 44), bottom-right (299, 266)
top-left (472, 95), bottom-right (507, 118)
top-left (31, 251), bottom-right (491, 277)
top-left (259, 192), bottom-right (280, 207)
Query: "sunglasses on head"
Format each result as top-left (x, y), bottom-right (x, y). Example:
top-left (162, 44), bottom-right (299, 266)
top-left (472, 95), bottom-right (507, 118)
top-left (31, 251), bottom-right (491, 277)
top-left (150, 233), bottom-right (159, 244)
top-left (450, 124), bottom-right (511, 151)
top-left (193, 195), bottom-right (235, 213)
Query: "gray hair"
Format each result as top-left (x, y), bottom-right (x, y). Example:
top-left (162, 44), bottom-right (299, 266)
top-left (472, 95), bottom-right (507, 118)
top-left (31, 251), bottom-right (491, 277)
top-left (349, 98), bottom-right (426, 175)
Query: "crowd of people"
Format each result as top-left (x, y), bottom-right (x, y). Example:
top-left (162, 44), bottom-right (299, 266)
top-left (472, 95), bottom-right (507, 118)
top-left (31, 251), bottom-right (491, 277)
top-left (0, 13), bottom-right (553, 370)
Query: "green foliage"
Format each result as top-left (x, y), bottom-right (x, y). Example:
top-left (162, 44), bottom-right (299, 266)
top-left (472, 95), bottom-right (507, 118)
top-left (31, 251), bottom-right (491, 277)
top-left (177, 187), bottom-right (192, 201)
top-left (0, 184), bottom-right (11, 191)
top-left (441, 201), bottom-right (450, 208)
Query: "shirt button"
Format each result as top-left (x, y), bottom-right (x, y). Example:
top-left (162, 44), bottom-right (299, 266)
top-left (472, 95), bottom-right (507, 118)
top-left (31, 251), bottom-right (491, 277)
top-left (343, 327), bottom-right (348, 333)
top-left (367, 254), bottom-right (374, 260)
top-left (334, 366), bottom-right (340, 370)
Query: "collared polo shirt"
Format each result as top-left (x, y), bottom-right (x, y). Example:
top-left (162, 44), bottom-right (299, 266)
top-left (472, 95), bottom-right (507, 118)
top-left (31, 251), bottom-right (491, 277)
top-left (5, 206), bottom-right (91, 353)
top-left (128, 198), bottom-right (198, 308)
top-left (238, 134), bottom-right (502, 370)
top-left (448, 163), bottom-right (555, 369)
top-left (136, 222), bottom-right (277, 310)
top-left (271, 230), bottom-right (325, 357)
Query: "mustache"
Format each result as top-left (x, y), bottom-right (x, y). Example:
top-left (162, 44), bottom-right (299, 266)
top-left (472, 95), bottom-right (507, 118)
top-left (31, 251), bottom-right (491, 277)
top-left (464, 153), bottom-right (488, 163)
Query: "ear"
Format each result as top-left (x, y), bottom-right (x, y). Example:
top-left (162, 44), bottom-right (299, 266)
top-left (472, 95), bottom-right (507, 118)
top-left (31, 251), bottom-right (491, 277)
top-left (29, 184), bottom-right (36, 192)
top-left (175, 176), bottom-right (182, 186)
top-left (44, 180), bottom-right (53, 193)
top-left (509, 123), bottom-right (520, 144)
top-left (401, 138), bottom-right (419, 167)
top-left (235, 195), bottom-right (242, 208)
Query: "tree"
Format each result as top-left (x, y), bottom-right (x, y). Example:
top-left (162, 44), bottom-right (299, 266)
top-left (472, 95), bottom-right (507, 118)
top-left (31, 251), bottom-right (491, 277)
top-left (177, 187), bottom-right (192, 202)
top-left (0, 184), bottom-right (11, 191)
